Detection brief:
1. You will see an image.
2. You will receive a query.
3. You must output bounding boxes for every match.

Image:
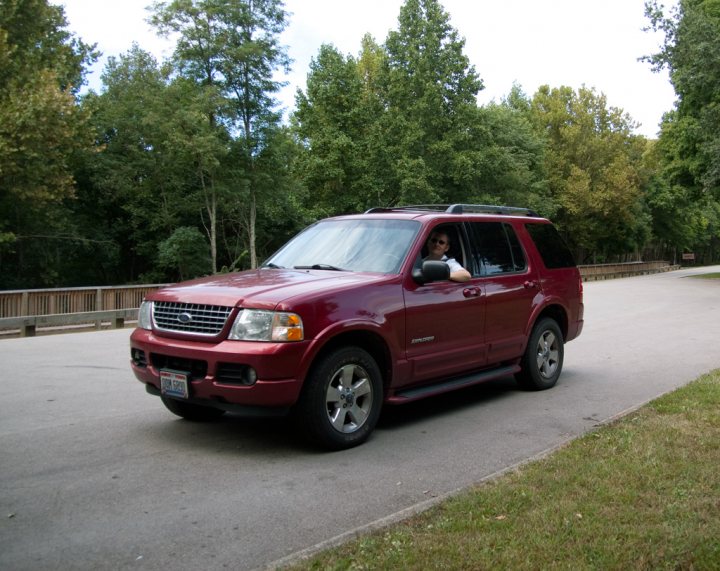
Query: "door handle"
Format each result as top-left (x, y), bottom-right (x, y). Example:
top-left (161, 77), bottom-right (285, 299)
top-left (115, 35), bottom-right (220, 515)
top-left (523, 280), bottom-right (538, 290)
top-left (463, 287), bottom-right (480, 298)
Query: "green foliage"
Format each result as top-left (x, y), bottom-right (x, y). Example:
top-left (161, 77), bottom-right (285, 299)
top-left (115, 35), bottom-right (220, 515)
top-left (293, 42), bottom-right (384, 214)
top-left (383, 0), bottom-right (483, 204)
top-left (529, 85), bottom-right (650, 260)
top-left (0, 0), bottom-right (97, 94)
top-left (78, 47), bottom-right (199, 281)
top-left (7, 0), bottom-right (720, 288)
top-left (644, 0), bottom-right (720, 261)
top-left (150, 0), bottom-right (291, 269)
top-left (454, 99), bottom-right (548, 213)
top-left (293, 2), bottom-right (550, 220)
top-left (157, 226), bottom-right (212, 280)
top-left (646, 0), bottom-right (720, 194)
top-left (0, 0), bottom-right (99, 288)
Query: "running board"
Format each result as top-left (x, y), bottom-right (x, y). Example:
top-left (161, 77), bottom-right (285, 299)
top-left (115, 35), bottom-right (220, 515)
top-left (386, 364), bottom-right (520, 404)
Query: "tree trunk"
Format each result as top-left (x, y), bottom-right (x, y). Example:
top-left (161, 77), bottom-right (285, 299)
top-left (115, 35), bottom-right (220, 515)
top-left (250, 190), bottom-right (257, 268)
top-left (200, 170), bottom-right (218, 274)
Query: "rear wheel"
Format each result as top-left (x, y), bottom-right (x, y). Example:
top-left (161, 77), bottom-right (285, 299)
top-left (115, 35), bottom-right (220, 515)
top-left (160, 396), bottom-right (226, 421)
top-left (516, 318), bottom-right (564, 390)
top-left (296, 346), bottom-right (383, 450)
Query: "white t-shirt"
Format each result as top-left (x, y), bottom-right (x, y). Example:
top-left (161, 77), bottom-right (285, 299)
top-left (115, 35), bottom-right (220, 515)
top-left (442, 255), bottom-right (464, 274)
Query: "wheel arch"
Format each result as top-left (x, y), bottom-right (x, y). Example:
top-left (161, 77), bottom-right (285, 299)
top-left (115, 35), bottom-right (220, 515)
top-left (305, 330), bottom-right (393, 393)
top-left (532, 303), bottom-right (569, 341)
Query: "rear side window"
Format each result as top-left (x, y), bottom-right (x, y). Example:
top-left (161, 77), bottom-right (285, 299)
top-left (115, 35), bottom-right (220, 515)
top-left (525, 223), bottom-right (576, 269)
top-left (467, 222), bottom-right (527, 276)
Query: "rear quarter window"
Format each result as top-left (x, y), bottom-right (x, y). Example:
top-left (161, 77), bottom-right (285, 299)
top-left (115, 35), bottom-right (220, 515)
top-left (525, 223), bottom-right (576, 269)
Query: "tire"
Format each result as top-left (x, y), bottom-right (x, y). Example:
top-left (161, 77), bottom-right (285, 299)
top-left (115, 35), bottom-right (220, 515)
top-left (161, 396), bottom-right (226, 421)
top-left (296, 346), bottom-right (383, 450)
top-left (516, 317), bottom-right (564, 390)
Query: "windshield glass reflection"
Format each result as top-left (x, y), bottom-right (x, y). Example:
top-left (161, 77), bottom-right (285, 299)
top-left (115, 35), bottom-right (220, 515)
top-left (265, 219), bottom-right (421, 274)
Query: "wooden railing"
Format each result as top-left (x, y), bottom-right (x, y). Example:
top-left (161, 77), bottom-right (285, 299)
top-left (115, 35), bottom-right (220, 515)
top-left (0, 261), bottom-right (679, 337)
top-left (578, 261), bottom-right (678, 281)
top-left (0, 284), bottom-right (167, 337)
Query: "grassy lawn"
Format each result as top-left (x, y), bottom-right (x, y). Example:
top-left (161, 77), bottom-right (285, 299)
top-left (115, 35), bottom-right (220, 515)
top-left (688, 272), bottom-right (720, 280)
top-left (284, 370), bottom-right (720, 570)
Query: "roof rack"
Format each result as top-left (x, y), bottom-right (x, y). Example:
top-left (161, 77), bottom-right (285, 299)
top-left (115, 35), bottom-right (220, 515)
top-left (364, 204), bottom-right (449, 214)
top-left (364, 204), bottom-right (539, 217)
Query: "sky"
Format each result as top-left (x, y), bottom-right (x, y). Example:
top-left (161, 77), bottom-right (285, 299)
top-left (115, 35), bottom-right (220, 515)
top-left (58, 0), bottom-right (677, 139)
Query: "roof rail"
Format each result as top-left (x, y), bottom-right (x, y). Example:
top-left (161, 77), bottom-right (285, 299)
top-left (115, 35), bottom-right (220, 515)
top-left (447, 204), bottom-right (539, 216)
top-left (364, 204), bottom-right (539, 216)
top-left (364, 205), bottom-right (449, 214)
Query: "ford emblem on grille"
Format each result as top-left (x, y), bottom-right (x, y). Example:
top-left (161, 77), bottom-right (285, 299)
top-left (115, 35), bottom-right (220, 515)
top-left (177, 312), bottom-right (193, 324)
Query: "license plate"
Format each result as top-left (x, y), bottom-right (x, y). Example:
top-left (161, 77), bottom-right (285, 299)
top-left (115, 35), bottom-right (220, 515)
top-left (160, 370), bottom-right (189, 399)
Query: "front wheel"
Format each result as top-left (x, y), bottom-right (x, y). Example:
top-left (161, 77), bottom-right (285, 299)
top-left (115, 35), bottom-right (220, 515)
top-left (516, 318), bottom-right (564, 390)
top-left (160, 396), bottom-right (226, 421)
top-left (296, 347), bottom-right (383, 450)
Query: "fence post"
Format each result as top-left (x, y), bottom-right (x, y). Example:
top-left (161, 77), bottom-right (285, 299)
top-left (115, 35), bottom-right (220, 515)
top-left (95, 288), bottom-right (103, 329)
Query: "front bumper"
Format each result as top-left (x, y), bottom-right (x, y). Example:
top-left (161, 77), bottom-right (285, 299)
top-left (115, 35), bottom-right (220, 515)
top-left (130, 328), bottom-right (309, 408)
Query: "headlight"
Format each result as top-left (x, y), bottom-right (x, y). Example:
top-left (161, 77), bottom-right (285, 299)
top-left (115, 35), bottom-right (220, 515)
top-left (138, 301), bottom-right (153, 330)
top-left (228, 309), bottom-right (304, 342)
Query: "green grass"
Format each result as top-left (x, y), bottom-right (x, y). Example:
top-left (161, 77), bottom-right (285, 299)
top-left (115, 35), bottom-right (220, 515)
top-left (688, 272), bottom-right (720, 280)
top-left (283, 370), bottom-right (720, 570)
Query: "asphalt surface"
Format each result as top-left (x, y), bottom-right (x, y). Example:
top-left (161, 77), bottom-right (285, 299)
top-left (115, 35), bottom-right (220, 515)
top-left (1, 266), bottom-right (719, 570)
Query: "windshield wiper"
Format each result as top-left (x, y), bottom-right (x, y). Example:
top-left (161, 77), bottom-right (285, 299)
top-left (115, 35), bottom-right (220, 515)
top-left (294, 264), bottom-right (346, 271)
top-left (261, 263), bottom-right (284, 269)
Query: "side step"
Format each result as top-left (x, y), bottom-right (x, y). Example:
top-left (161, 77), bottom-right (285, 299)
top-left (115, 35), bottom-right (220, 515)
top-left (386, 365), bottom-right (520, 404)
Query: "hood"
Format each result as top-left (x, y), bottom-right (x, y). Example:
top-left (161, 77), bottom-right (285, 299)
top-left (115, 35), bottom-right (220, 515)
top-left (147, 268), bottom-right (392, 310)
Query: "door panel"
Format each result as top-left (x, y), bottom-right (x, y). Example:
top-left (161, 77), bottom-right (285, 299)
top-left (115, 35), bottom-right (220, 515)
top-left (403, 279), bottom-right (486, 384)
top-left (466, 221), bottom-right (538, 364)
top-left (482, 273), bottom-right (539, 363)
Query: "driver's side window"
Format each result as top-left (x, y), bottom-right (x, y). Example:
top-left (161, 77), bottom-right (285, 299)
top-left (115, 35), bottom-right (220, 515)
top-left (417, 224), bottom-right (471, 282)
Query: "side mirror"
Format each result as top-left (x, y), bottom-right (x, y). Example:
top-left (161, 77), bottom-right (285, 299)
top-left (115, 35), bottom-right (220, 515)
top-left (412, 260), bottom-right (451, 284)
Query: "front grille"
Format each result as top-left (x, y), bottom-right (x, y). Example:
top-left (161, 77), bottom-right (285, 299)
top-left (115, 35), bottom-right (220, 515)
top-left (153, 301), bottom-right (233, 335)
top-left (150, 353), bottom-right (208, 380)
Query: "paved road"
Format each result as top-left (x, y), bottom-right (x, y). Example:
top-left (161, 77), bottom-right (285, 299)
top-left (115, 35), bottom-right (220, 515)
top-left (1, 266), bottom-right (719, 570)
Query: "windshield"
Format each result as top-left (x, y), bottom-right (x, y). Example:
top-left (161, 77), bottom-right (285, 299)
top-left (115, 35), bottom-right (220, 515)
top-left (264, 219), bottom-right (421, 273)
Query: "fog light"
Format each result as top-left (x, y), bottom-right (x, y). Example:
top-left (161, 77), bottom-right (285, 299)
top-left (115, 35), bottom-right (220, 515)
top-left (245, 368), bottom-right (258, 385)
top-left (216, 363), bottom-right (258, 386)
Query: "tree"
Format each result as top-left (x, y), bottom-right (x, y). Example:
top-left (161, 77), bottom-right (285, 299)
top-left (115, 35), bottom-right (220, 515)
top-left (382, 0), bottom-right (483, 205)
top-left (158, 226), bottom-right (212, 280)
top-left (0, 0), bottom-right (97, 287)
top-left (644, 0), bottom-right (720, 262)
top-left (293, 42), bottom-right (382, 214)
top-left (645, 0), bottom-right (720, 196)
top-left (530, 85), bottom-right (650, 261)
top-left (150, 0), bottom-right (291, 269)
top-left (81, 44), bottom-right (237, 283)
top-left (449, 87), bottom-right (547, 213)
top-left (641, 135), bottom-right (708, 261)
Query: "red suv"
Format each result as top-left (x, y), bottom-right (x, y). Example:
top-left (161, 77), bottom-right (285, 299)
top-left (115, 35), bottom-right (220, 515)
top-left (130, 205), bottom-right (584, 449)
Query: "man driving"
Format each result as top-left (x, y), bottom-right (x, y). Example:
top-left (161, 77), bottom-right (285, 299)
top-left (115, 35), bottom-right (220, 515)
top-left (424, 230), bottom-right (471, 282)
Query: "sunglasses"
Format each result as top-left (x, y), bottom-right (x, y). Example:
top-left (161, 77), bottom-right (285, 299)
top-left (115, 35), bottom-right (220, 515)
top-left (429, 237), bottom-right (447, 245)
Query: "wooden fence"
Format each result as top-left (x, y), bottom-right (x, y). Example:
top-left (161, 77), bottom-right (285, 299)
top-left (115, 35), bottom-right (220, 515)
top-left (0, 262), bottom-right (678, 337)
top-left (0, 284), bottom-right (167, 337)
top-left (578, 261), bottom-right (679, 281)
